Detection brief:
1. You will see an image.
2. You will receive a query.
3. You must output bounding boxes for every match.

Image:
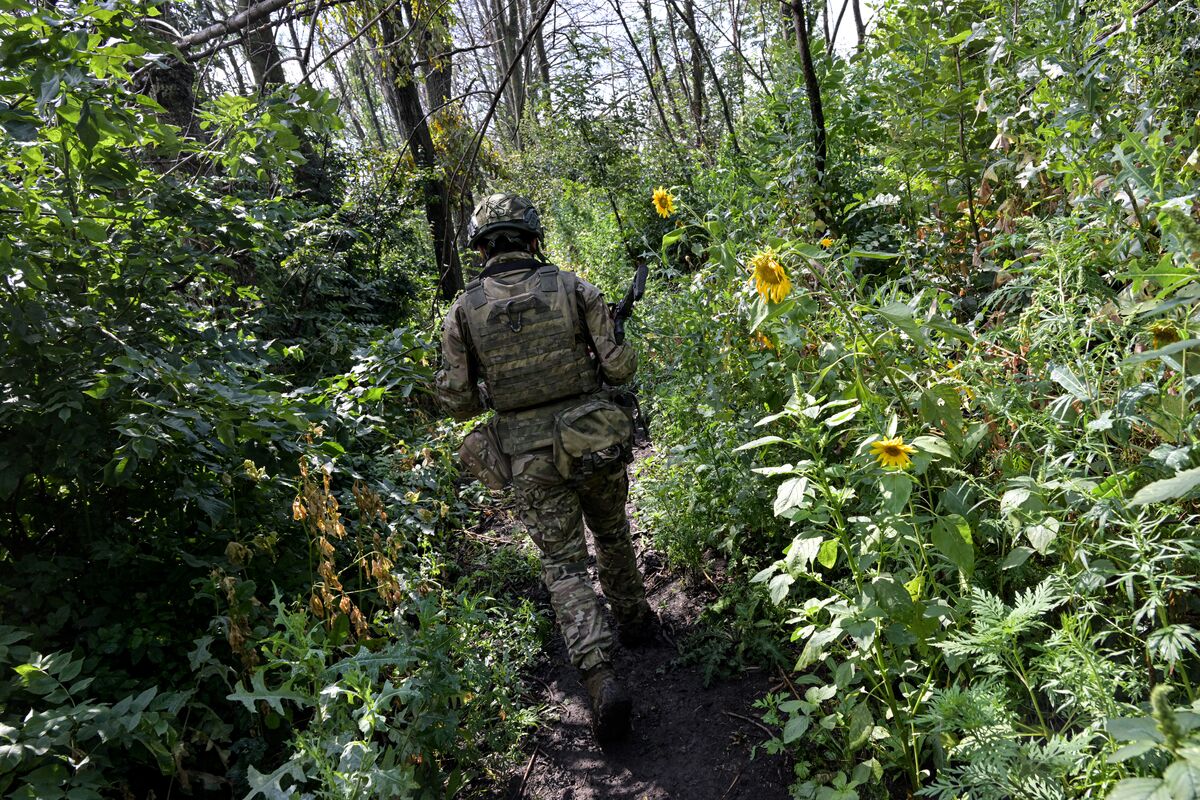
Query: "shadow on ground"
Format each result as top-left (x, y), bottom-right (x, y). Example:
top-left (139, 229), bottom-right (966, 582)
top-left (496, 497), bottom-right (791, 800)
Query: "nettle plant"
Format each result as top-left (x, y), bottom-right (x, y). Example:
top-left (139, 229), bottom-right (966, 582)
top-left (733, 240), bottom-right (1200, 798)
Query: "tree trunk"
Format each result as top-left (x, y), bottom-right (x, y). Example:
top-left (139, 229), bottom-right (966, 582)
top-left (350, 50), bottom-right (390, 148)
top-left (682, 0), bottom-right (706, 146)
top-left (238, 0), bottom-right (286, 89)
top-left (851, 0), bottom-right (865, 46)
top-left (788, 0), bottom-right (827, 182)
top-left (643, 0), bottom-right (686, 128)
top-left (664, 0), bottom-right (741, 155)
top-left (663, 2), bottom-right (696, 138)
top-left (377, 9), bottom-right (464, 299)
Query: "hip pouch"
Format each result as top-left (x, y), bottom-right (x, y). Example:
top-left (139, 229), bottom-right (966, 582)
top-left (458, 419), bottom-right (513, 490)
top-left (552, 398), bottom-right (634, 479)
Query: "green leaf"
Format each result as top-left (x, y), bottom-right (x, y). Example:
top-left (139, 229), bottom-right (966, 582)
top-left (1107, 717), bottom-right (1165, 743)
top-left (824, 404), bottom-right (860, 428)
top-left (227, 670), bottom-right (309, 715)
top-left (874, 302), bottom-right (927, 347)
top-left (785, 535), bottom-right (823, 573)
top-left (920, 385), bottom-right (963, 447)
top-left (940, 28), bottom-right (972, 45)
top-left (1123, 339), bottom-right (1200, 366)
top-left (735, 435), bottom-right (786, 451)
top-left (77, 218), bottom-right (108, 242)
top-left (1105, 778), bottom-right (1170, 800)
top-left (782, 713), bottom-right (810, 744)
top-left (1130, 467), bottom-right (1200, 507)
top-left (774, 476), bottom-right (810, 516)
top-left (912, 435), bottom-right (953, 460)
top-left (768, 573), bottom-right (794, 604)
top-left (926, 315), bottom-right (974, 343)
top-left (1165, 759), bottom-right (1200, 800)
top-left (1110, 740), bottom-right (1158, 762)
top-left (1050, 363), bottom-right (1093, 402)
top-left (1001, 546), bottom-right (1033, 570)
top-left (1025, 517), bottom-right (1060, 554)
top-left (847, 703), bottom-right (872, 751)
top-left (931, 514), bottom-right (974, 575)
top-left (751, 295), bottom-right (797, 332)
top-left (661, 228), bottom-right (686, 248)
top-left (878, 472), bottom-right (912, 515)
top-left (817, 539), bottom-right (838, 570)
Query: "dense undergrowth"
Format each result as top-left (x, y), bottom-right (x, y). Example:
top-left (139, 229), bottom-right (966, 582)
top-left (0, 3), bottom-right (544, 796)
top-left (3, 0), bottom-right (1200, 796)
top-left (618, 2), bottom-right (1200, 798)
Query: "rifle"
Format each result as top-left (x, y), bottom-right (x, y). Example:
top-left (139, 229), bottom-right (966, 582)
top-left (608, 260), bottom-right (651, 445)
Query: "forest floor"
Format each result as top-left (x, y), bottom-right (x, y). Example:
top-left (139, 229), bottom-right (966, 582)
top-left (491, 451), bottom-right (792, 800)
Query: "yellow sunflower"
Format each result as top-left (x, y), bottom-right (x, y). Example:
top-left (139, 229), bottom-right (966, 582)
top-left (819, 237), bottom-right (834, 248)
top-left (652, 187), bottom-right (675, 218)
top-left (1148, 319), bottom-right (1181, 349)
top-left (749, 247), bottom-right (792, 304)
top-left (870, 436), bottom-right (917, 469)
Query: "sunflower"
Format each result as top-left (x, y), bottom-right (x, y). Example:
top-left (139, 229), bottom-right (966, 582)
top-left (870, 436), bottom-right (917, 469)
top-left (1149, 319), bottom-right (1181, 349)
top-left (652, 187), bottom-right (676, 218)
top-left (749, 247), bottom-right (792, 303)
top-left (819, 237), bottom-right (834, 248)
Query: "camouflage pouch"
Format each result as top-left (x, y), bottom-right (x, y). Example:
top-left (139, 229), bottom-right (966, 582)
top-left (552, 398), bottom-right (634, 479)
top-left (458, 419), bottom-right (512, 490)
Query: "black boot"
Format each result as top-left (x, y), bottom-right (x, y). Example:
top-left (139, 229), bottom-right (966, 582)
top-left (617, 603), bottom-right (659, 648)
top-left (584, 664), bottom-right (632, 743)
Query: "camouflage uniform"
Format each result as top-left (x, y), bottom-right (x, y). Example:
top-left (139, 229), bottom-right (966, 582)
top-left (435, 250), bottom-right (649, 672)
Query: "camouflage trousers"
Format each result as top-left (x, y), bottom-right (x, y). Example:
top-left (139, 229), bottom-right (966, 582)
top-left (511, 447), bottom-right (648, 671)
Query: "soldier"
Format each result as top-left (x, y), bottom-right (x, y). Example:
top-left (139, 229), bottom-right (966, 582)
top-left (435, 192), bottom-right (657, 742)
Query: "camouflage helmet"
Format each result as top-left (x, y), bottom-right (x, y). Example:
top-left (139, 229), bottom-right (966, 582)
top-left (466, 192), bottom-right (545, 247)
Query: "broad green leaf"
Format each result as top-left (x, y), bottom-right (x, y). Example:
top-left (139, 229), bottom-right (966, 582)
top-left (1000, 488), bottom-right (1032, 515)
top-left (1001, 546), bottom-right (1034, 570)
top-left (77, 218), bottom-right (108, 242)
top-left (774, 476), bottom-right (810, 516)
top-left (912, 435), bottom-right (953, 460)
top-left (824, 404), bottom-right (860, 428)
top-left (1123, 339), bottom-right (1200, 366)
top-left (875, 302), bottom-right (927, 347)
top-left (927, 315), bottom-right (974, 343)
top-left (1130, 467), bottom-right (1200, 507)
top-left (920, 385), bottom-right (963, 446)
top-left (1105, 778), bottom-right (1170, 800)
top-left (1050, 363), bottom-right (1093, 401)
top-left (1110, 740), bottom-right (1158, 762)
top-left (785, 535), bottom-right (823, 572)
top-left (817, 539), bottom-right (838, 569)
top-left (932, 514), bottom-right (974, 575)
top-left (750, 295), bottom-right (796, 332)
top-left (940, 29), bottom-right (972, 45)
top-left (768, 573), bottom-right (794, 604)
top-left (752, 464), bottom-right (798, 476)
top-left (1107, 716), bottom-right (1165, 743)
top-left (735, 435), bottom-right (786, 451)
top-left (1025, 517), bottom-right (1060, 555)
top-left (1165, 759), bottom-right (1200, 800)
top-left (782, 713), bottom-right (810, 743)
top-left (751, 563), bottom-right (778, 584)
top-left (847, 703), bottom-right (872, 751)
top-left (878, 472), bottom-right (912, 515)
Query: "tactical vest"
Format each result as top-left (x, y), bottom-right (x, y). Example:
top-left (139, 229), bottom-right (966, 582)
top-left (461, 263), bottom-right (600, 415)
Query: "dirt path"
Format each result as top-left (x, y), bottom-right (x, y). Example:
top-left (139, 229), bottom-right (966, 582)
top-left (495, 456), bottom-right (791, 800)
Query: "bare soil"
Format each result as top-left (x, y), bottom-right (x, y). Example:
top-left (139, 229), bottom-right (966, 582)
top-left (493, 460), bottom-right (792, 800)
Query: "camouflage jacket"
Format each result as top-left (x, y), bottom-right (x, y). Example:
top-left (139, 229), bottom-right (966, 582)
top-left (435, 251), bottom-right (637, 426)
